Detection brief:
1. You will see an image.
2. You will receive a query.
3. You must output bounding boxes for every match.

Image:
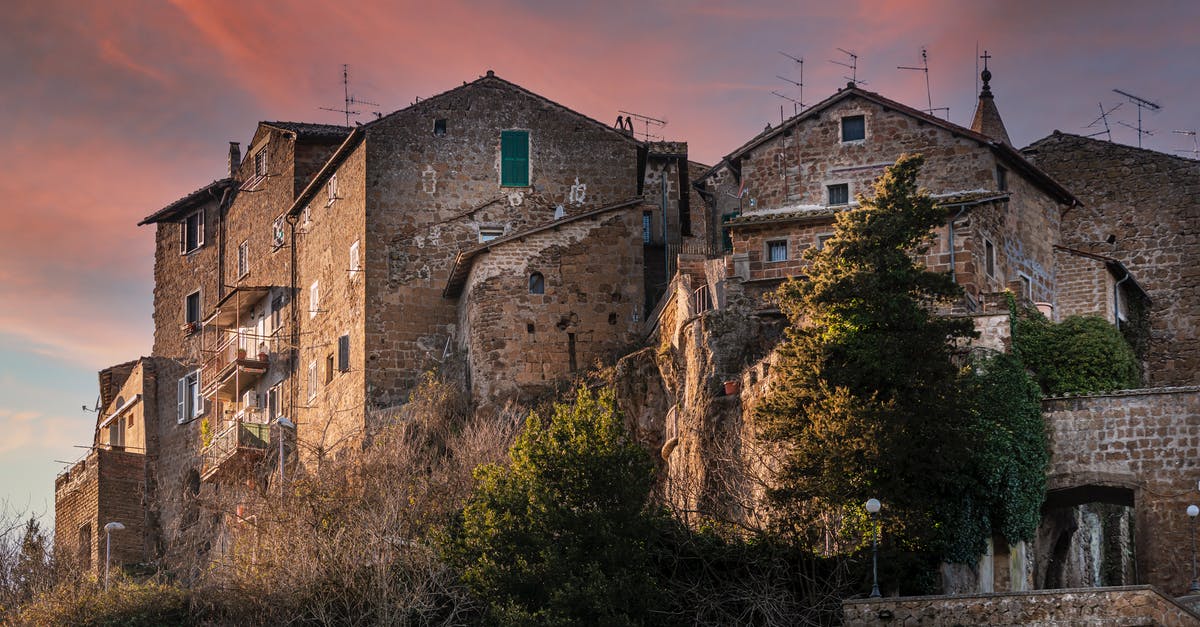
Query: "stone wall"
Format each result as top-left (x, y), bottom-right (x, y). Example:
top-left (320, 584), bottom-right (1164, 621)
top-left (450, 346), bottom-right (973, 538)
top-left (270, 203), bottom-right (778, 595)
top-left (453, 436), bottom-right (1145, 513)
top-left (54, 448), bottom-right (147, 574)
top-left (1042, 387), bottom-right (1200, 595)
top-left (1055, 247), bottom-right (1117, 322)
top-left (843, 586), bottom-right (1200, 626)
top-left (1025, 133), bottom-right (1200, 385)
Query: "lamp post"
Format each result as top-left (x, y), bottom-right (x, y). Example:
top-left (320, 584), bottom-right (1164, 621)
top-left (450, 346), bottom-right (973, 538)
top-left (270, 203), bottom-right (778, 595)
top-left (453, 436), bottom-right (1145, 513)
top-left (277, 416), bottom-right (295, 497)
top-left (103, 521), bottom-right (125, 591)
top-left (1188, 504), bottom-right (1200, 593)
top-left (866, 498), bottom-right (882, 598)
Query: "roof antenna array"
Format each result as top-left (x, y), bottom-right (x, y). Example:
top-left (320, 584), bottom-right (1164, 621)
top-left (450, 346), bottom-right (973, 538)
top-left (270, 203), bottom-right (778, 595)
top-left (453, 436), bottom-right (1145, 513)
top-left (1173, 130), bottom-right (1199, 159)
top-left (1112, 88), bottom-right (1161, 148)
top-left (776, 51), bottom-right (805, 119)
top-left (1084, 102), bottom-right (1122, 141)
top-left (320, 64), bottom-right (380, 126)
top-left (897, 47), bottom-right (948, 118)
top-left (831, 48), bottom-right (866, 86)
top-left (617, 110), bottom-right (667, 142)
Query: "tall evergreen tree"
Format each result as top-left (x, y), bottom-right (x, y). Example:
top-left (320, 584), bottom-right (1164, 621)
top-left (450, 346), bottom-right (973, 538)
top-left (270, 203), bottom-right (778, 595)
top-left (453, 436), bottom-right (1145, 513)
top-left (758, 154), bottom-right (979, 585)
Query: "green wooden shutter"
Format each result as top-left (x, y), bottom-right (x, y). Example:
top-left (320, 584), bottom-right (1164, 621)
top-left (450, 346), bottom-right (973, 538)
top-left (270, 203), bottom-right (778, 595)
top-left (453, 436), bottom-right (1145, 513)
top-left (501, 130), bottom-right (529, 187)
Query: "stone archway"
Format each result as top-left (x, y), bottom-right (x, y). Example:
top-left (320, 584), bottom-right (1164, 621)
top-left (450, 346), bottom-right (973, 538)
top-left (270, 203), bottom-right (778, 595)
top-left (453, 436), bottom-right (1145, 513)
top-left (1036, 480), bottom-right (1137, 590)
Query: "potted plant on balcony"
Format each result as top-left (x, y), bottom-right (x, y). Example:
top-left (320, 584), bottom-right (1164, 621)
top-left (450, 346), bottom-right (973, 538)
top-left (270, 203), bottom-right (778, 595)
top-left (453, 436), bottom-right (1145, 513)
top-left (257, 342), bottom-right (269, 362)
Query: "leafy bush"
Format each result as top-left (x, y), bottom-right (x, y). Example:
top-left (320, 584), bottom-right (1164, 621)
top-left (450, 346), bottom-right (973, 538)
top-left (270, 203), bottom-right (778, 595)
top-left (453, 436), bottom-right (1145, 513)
top-left (14, 576), bottom-right (193, 627)
top-left (1015, 314), bottom-right (1141, 395)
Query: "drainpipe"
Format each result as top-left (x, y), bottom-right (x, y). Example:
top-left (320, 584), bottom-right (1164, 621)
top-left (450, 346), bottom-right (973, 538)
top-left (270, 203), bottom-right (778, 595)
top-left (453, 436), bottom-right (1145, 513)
top-left (947, 205), bottom-right (969, 284)
top-left (1114, 268), bottom-right (1131, 330)
top-left (287, 214), bottom-right (300, 426)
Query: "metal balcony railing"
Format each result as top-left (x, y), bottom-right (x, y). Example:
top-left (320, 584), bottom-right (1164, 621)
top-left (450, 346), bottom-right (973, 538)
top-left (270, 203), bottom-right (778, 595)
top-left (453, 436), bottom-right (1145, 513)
top-left (201, 419), bottom-right (270, 481)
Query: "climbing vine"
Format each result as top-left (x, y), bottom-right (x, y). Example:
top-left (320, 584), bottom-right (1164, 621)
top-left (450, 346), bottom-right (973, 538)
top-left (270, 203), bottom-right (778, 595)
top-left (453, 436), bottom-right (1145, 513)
top-left (1014, 313), bottom-right (1141, 396)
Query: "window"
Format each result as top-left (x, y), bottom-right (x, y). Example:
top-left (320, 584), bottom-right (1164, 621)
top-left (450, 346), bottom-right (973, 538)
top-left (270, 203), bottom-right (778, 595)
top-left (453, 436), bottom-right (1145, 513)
top-left (434, 119), bottom-right (447, 137)
top-left (841, 115), bottom-right (866, 142)
top-left (338, 335), bottom-right (350, 372)
top-left (984, 239), bottom-right (996, 277)
top-left (237, 240), bottom-right (249, 279)
top-left (1019, 274), bottom-right (1032, 300)
top-left (326, 174), bottom-right (338, 206)
top-left (816, 233), bottom-right (835, 250)
top-left (309, 281), bottom-right (319, 318)
top-left (828, 183), bottom-right (849, 205)
top-left (180, 210), bottom-right (204, 254)
top-left (272, 215), bottom-right (286, 249)
top-left (529, 272), bottom-right (545, 295)
top-left (349, 240), bottom-right (361, 277)
top-left (108, 417), bottom-right (124, 448)
top-left (176, 371), bottom-right (203, 423)
top-left (642, 211), bottom-right (652, 244)
top-left (479, 227), bottom-right (504, 242)
top-left (271, 295), bottom-right (284, 334)
top-left (996, 165), bottom-right (1008, 192)
top-left (267, 383), bottom-right (281, 422)
top-left (307, 361), bottom-right (318, 401)
top-left (721, 212), bottom-right (739, 252)
top-left (185, 290), bottom-right (201, 329)
top-left (253, 147), bottom-right (268, 179)
top-left (325, 353), bottom-right (334, 384)
top-left (767, 240), bottom-right (788, 262)
top-left (500, 130), bottom-right (530, 187)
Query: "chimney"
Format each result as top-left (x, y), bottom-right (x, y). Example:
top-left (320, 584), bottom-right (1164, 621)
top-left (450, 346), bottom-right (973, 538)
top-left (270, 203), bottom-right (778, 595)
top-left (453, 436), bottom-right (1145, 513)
top-left (228, 142), bottom-right (241, 179)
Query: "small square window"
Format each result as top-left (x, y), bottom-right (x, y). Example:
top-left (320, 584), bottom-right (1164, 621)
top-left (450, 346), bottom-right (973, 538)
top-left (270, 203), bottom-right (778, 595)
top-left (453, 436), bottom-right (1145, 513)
top-left (766, 240), bottom-right (788, 262)
top-left (237, 241), bottom-right (249, 279)
top-left (984, 239), bottom-right (996, 278)
top-left (434, 119), bottom-right (447, 137)
top-left (816, 233), bottom-right (835, 250)
top-left (828, 184), bottom-right (849, 205)
top-left (841, 115), bottom-right (865, 142)
top-left (180, 210), bottom-right (204, 254)
top-left (310, 281), bottom-right (319, 318)
top-left (996, 165), bottom-right (1008, 192)
top-left (479, 227), bottom-right (504, 243)
top-left (529, 272), bottom-right (545, 295)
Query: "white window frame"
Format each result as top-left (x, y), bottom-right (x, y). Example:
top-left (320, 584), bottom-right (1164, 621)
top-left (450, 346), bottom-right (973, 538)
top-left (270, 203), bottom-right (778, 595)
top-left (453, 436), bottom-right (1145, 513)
top-left (237, 240), bottom-right (249, 279)
top-left (349, 240), bottom-right (361, 278)
top-left (984, 238), bottom-right (996, 278)
top-left (766, 240), bottom-right (788, 263)
top-left (272, 215), bottom-right (286, 250)
top-left (180, 209), bottom-right (205, 254)
top-left (254, 147), bottom-right (268, 180)
top-left (177, 370), bottom-right (203, 424)
top-left (307, 360), bottom-right (318, 402)
top-left (185, 289), bottom-right (202, 330)
top-left (479, 227), bottom-right (505, 243)
top-left (310, 281), bottom-right (319, 318)
top-left (827, 183), bottom-right (850, 206)
top-left (326, 174), bottom-right (339, 207)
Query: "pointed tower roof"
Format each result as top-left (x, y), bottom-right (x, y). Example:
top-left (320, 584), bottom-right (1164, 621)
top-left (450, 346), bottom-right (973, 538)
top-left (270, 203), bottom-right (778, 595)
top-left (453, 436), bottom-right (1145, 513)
top-left (970, 52), bottom-right (1012, 146)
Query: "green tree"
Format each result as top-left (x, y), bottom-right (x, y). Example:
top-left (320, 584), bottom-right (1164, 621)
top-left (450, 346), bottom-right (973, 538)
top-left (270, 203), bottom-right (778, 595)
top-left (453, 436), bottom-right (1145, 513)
top-left (1015, 314), bottom-right (1141, 395)
top-left (757, 154), bottom-right (979, 586)
top-left (443, 386), bottom-right (661, 626)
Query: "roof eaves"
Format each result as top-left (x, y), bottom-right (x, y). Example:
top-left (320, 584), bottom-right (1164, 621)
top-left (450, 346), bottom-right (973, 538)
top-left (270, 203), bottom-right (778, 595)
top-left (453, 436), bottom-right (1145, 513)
top-left (286, 128), bottom-right (365, 218)
top-left (138, 178), bottom-right (234, 226)
top-left (1054, 245), bottom-right (1149, 302)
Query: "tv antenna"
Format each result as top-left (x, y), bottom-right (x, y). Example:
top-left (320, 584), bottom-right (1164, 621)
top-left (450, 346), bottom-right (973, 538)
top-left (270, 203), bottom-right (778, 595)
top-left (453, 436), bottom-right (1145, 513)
top-left (1113, 88), bottom-right (1161, 148)
top-left (1083, 102), bottom-right (1121, 141)
top-left (897, 47), bottom-right (948, 118)
top-left (778, 51), bottom-right (805, 112)
top-left (617, 110), bottom-right (667, 141)
top-left (1173, 130), bottom-right (1199, 159)
top-left (831, 48), bottom-right (866, 86)
top-left (320, 64), bottom-right (380, 126)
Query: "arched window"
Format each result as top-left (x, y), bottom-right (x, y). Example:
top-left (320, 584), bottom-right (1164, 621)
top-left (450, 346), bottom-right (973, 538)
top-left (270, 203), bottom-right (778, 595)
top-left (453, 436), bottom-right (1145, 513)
top-left (529, 272), bottom-right (545, 295)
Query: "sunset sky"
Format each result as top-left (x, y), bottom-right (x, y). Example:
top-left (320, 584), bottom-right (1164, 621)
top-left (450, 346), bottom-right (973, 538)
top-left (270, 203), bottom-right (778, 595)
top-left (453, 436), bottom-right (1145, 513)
top-left (1, 0), bottom-right (1196, 524)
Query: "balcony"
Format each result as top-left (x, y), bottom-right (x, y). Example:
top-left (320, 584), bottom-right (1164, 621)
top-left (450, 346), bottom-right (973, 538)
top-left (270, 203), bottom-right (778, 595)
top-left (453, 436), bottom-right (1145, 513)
top-left (202, 332), bottom-right (270, 401)
top-left (201, 417), bottom-right (271, 482)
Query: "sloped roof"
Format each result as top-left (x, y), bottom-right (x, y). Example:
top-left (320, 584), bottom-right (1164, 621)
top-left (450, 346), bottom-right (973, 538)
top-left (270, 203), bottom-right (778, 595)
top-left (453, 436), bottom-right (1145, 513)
top-left (701, 85), bottom-right (1077, 207)
top-left (727, 191), bottom-right (1010, 228)
top-left (1054, 244), bottom-right (1150, 302)
top-left (261, 121), bottom-right (352, 140)
top-left (443, 198), bottom-right (644, 297)
top-left (138, 178), bottom-right (234, 225)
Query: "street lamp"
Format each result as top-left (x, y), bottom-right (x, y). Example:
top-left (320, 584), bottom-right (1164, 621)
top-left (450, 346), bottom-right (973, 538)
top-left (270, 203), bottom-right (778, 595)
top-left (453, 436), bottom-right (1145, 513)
top-left (277, 416), bottom-right (295, 497)
top-left (866, 498), bottom-right (882, 598)
top-left (1188, 504), bottom-right (1200, 593)
top-left (103, 521), bottom-right (125, 591)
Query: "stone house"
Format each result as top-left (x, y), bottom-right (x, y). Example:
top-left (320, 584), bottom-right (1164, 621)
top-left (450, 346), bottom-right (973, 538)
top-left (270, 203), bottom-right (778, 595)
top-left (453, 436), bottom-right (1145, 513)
top-left (54, 72), bottom-right (701, 574)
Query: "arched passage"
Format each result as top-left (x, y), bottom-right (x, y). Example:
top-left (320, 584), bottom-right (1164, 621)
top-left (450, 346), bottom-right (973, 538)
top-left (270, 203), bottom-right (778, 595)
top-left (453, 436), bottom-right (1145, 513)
top-left (1036, 482), bottom-right (1137, 590)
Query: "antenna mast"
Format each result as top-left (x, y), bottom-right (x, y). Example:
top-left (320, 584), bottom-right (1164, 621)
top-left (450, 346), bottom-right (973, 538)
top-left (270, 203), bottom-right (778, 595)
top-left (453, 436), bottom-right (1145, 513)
top-left (1173, 130), bottom-right (1199, 159)
top-left (778, 51), bottom-right (805, 114)
top-left (1113, 88), bottom-right (1161, 148)
top-left (320, 64), bottom-right (380, 126)
top-left (617, 110), bottom-right (667, 142)
top-left (831, 48), bottom-right (866, 86)
top-left (1084, 102), bottom-right (1122, 141)
top-left (897, 47), bottom-right (948, 118)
